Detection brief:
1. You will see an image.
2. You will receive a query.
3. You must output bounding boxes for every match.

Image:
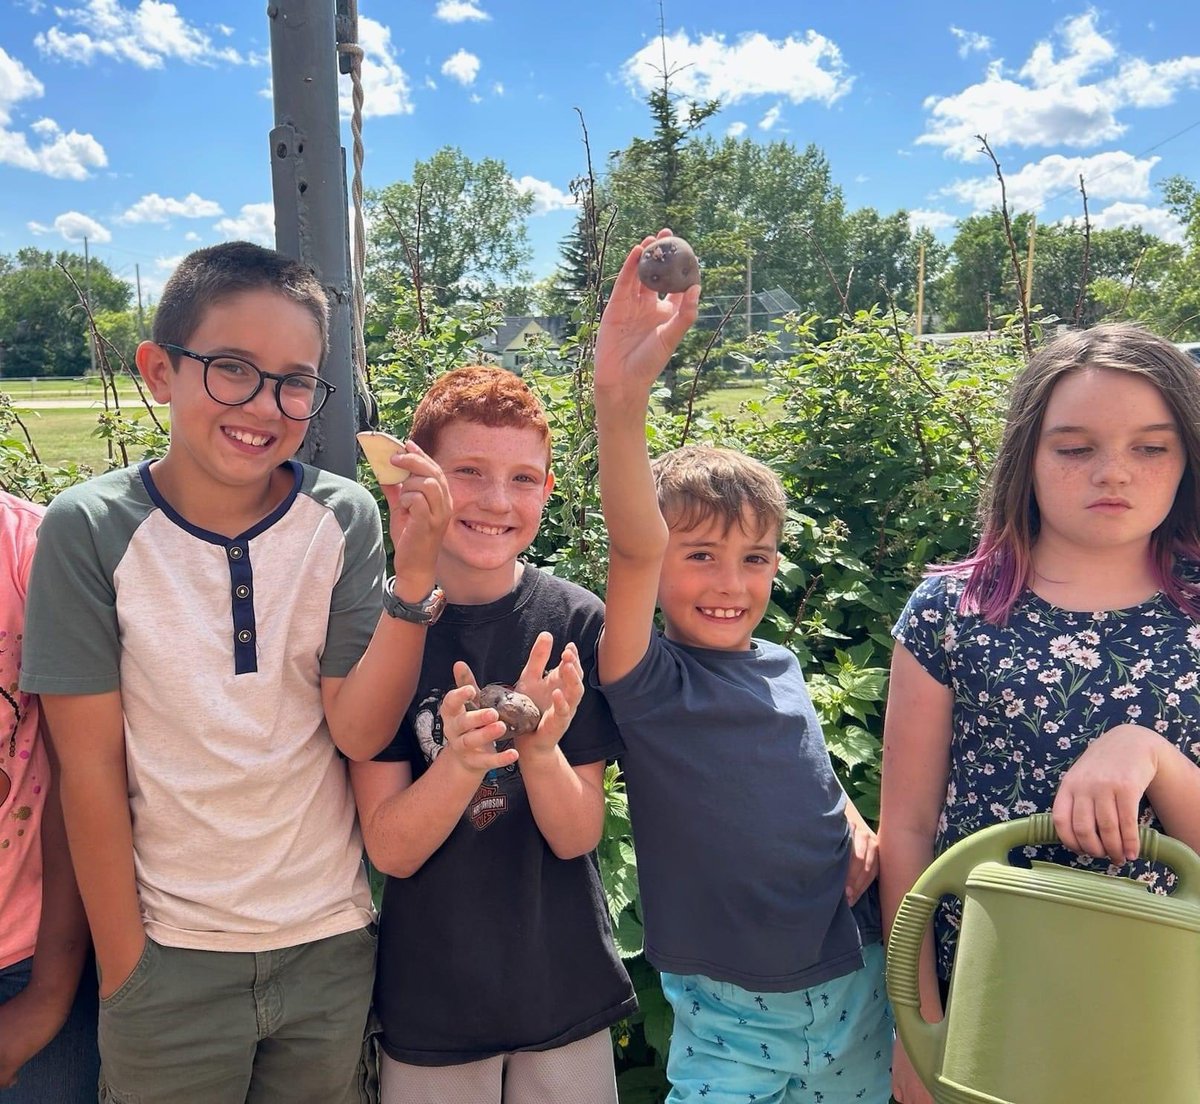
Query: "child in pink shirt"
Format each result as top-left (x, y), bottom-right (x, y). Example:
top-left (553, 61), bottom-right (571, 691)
top-left (0, 489), bottom-right (97, 1100)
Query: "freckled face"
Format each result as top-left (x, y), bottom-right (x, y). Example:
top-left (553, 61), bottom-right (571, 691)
top-left (1032, 367), bottom-right (1186, 557)
top-left (430, 421), bottom-right (553, 599)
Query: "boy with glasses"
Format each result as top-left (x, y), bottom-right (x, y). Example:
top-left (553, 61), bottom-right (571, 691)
top-left (20, 241), bottom-right (451, 1103)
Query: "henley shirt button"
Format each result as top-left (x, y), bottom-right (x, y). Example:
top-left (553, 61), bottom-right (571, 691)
top-left (229, 546), bottom-right (243, 560)
top-left (237, 629), bottom-right (253, 644)
top-left (235, 585), bottom-right (251, 599)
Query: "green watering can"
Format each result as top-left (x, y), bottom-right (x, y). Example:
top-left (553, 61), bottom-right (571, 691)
top-left (887, 813), bottom-right (1200, 1103)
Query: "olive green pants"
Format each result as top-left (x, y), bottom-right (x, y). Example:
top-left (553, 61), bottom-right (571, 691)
top-left (97, 926), bottom-right (377, 1104)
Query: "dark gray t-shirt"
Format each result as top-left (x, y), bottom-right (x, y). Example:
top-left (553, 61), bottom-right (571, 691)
top-left (600, 633), bottom-right (879, 992)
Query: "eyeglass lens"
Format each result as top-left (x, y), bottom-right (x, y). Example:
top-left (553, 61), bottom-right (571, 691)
top-left (204, 358), bottom-right (329, 419)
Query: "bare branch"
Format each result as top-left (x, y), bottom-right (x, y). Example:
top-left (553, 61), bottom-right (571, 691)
top-left (1073, 174), bottom-right (1092, 327)
top-left (976, 134), bottom-right (1033, 357)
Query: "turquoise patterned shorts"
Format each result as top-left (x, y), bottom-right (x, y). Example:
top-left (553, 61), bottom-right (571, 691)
top-left (660, 942), bottom-right (893, 1103)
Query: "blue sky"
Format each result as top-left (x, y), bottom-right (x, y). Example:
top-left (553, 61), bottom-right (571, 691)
top-left (1, 1), bottom-right (1199, 304)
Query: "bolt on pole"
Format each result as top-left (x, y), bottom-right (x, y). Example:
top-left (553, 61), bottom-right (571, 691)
top-left (267, 0), bottom-right (357, 478)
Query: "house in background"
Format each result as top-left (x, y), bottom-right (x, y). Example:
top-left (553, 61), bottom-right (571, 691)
top-left (478, 315), bottom-right (569, 372)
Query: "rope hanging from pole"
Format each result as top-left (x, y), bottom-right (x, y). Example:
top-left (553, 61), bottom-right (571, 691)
top-left (336, 0), bottom-right (373, 424)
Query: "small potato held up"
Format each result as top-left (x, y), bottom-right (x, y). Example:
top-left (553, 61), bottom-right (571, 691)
top-left (356, 430), bottom-right (411, 486)
top-left (637, 235), bottom-right (701, 294)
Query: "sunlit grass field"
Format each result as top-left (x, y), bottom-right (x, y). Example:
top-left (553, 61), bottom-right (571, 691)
top-left (2, 378), bottom-right (776, 469)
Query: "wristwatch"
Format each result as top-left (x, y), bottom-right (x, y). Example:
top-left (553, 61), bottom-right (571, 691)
top-left (382, 577), bottom-right (446, 625)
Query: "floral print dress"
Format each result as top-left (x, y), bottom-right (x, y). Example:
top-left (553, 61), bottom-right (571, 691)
top-left (893, 570), bottom-right (1200, 980)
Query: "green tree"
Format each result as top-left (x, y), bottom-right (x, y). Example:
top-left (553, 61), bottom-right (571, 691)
top-left (0, 249), bottom-right (132, 377)
top-left (364, 147), bottom-right (535, 312)
top-left (841, 209), bottom-right (948, 319)
top-left (938, 210), bottom-right (1035, 332)
top-left (1092, 175), bottom-right (1200, 339)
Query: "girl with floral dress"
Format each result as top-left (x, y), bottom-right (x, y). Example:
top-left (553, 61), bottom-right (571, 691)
top-left (878, 323), bottom-right (1200, 1104)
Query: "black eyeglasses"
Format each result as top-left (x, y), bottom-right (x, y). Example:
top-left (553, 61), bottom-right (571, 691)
top-left (159, 343), bottom-right (335, 421)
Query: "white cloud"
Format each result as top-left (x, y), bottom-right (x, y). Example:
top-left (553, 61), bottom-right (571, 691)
top-left (213, 202), bottom-right (275, 246)
top-left (511, 176), bottom-right (575, 216)
top-left (469, 92), bottom-right (482, 104)
top-left (0, 48), bottom-right (107, 178)
top-left (919, 12), bottom-right (1200, 159)
top-left (622, 30), bottom-right (852, 107)
top-left (758, 104), bottom-right (782, 131)
top-left (491, 81), bottom-right (504, 96)
top-left (942, 151), bottom-right (1159, 213)
top-left (854, 173), bottom-right (869, 184)
top-left (184, 230), bottom-right (200, 242)
top-left (950, 26), bottom-right (991, 58)
top-left (442, 48), bottom-right (481, 86)
top-left (434, 1), bottom-right (489, 23)
top-left (339, 16), bottom-right (413, 119)
top-left (908, 208), bottom-right (958, 233)
top-left (726, 120), bottom-right (747, 138)
top-left (35, 0), bottom-right (255, 68)
top-left (118, 192), bottom-right (223, 224)
top-left (28, 210), bottom-right (111, 242)
top-left (1063, 201), bottom-right (1185, 244)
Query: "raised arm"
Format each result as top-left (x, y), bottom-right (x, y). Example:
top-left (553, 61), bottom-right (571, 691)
top-left (41, 691), bottom-right (145, 1002)
top-left (324, 443), bottom-right (452, 760)
top-left (593, 231), bottom-right (700, 685)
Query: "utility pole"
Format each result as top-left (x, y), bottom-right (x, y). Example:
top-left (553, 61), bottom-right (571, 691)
top-left (267, 0), bottom-right (357, 478)
top-left (83, 236), bottom-right (96, 376)
top-left (1024, 214), bottom-right (1037, 313)
top-left (135, 264), bottom-right (146, 340)
top-left (745, 244), bottom-right (753, 340)
top-left (915, 242), bottom-right (925, 338)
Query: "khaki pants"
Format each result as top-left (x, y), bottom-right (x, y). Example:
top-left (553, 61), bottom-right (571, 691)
top-left (379, 1027), bottom-right (617, 1104)
top-left (97, 926), bottom-right (377, 1104)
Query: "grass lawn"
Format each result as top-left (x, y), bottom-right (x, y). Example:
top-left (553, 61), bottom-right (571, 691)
top-left (1, 374), bottom-right (148, 401)
top-left (1, 378), bottom-right (779, 470)
top-left (5, 407), bottom-right (163, 469)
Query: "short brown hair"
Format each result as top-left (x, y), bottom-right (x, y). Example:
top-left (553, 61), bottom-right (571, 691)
top-left (652, 446), bottom-right (787, 540)
top-left (153, 241), bottom-right (329, 363)
top-left (409, 365), bottom-right (551, 465)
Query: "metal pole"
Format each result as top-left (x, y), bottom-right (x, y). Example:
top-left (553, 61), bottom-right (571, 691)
top-left (267, 0), bottom-right (357, 477)
top-left (84, 236), bottom-right (96, 376)
top-left (136, 264), bottom-right (146, 340)
top-left (1024, 214), bottom-right (1037, 312)
top-left (915, 242), bottom-right (925, 338)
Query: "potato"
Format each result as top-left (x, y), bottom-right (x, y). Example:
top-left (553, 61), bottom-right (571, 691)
top-left (637, 235), bottom-right (700, 294)
top-left (473, 683), bottom-right (542, 737)
top-left (356, 430), bottom-right (411, 486)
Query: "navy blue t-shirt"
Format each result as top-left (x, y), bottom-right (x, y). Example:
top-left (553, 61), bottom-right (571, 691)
top-left (599, 633), bottom-right (879, 993)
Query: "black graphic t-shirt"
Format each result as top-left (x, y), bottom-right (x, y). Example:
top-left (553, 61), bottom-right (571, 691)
top-left (373, 563), bottom-right (635, 1065)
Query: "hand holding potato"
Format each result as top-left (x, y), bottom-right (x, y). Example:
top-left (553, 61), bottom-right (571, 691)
top-left (452, 633), bottom-right (585, 758)
top-left (438, 682), bottom-right (520, 777)
top-left (594, 228), bottom-right (701, 397)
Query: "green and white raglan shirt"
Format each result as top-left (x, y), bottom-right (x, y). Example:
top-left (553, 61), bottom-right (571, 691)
top-left (20, 460), bottom-right (382, 952)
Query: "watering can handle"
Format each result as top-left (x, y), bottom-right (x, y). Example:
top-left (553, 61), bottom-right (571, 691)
top-left (886, 813), bottom-right (1200, 1090)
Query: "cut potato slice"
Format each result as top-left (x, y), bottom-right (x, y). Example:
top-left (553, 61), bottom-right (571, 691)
top-left (356, 431), bottom-right (411, 486)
